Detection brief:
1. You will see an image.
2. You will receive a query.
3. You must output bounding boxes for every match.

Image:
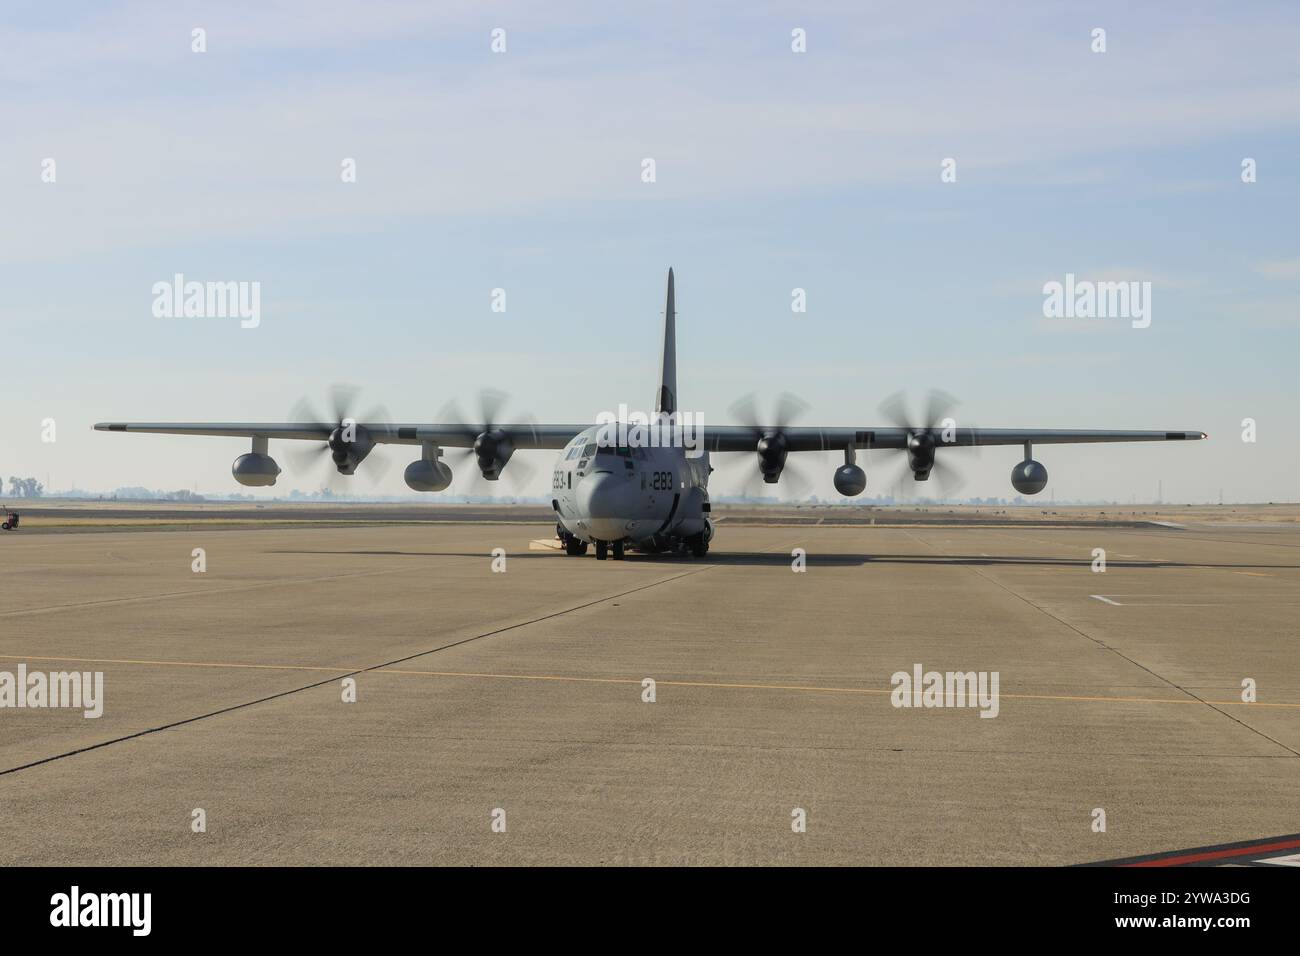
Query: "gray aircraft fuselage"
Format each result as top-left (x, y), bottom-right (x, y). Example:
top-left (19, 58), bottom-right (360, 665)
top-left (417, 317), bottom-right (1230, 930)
top-left (550, 425), bottom-right (711, 548)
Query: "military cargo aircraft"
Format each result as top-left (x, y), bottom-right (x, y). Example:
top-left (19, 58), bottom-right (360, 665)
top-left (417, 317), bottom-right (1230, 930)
top-left (96, 270), bottom-right (1206, 560)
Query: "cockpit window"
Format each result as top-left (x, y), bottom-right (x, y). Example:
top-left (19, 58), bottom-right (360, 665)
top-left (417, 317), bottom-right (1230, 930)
top-left (596, 445), bottom-right (632, 458)
top-left (581, 443), bottom-right (598, 458)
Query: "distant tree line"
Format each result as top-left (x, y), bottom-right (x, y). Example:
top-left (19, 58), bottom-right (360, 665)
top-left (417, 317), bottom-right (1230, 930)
top-left (5, 477), bottom-right (44, 498)
top-left (110, 487), bottom-right (207, 502)
top-left (2, 481), bottom-right (206, 500)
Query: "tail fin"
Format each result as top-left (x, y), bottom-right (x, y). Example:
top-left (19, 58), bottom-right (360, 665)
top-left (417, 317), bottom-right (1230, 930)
top-left (656, 268), bottom-right (677, 416)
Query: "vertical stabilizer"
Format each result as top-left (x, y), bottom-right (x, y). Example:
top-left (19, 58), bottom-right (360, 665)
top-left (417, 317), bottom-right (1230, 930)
top-left (656, 268), bottom-right (677, 416)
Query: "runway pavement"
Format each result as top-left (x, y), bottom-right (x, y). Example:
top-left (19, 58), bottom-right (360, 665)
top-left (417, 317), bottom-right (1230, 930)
top-left (1, 513), bottom-right (1297, 865)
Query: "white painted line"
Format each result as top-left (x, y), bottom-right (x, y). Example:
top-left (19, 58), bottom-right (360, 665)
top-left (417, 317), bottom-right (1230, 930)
top-left (1090, 594), bottom-right (1123, 606)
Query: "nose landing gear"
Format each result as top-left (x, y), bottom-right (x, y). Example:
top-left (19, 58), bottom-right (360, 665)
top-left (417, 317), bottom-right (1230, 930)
top-left (557, 523), bottom-right (633, 562)
top-left (559, 526), bottom-right (589, 557)
top-left (593, 539), bottom-right (626, 561)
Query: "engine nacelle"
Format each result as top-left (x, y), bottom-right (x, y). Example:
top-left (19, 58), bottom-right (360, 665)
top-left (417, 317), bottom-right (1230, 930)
top-left (756, 433), bottom-right (789, 484)
top-left (328, 423), bottom-right (375, 475)
top-left (473, 429), bottom-right (514, 481)
top-left (1010, 459), bottom-right (1048, 495)
top-left (833, 463), bottom-right (867, 497)
top-left (907, 432), bottom-right (936, 480)
top-left (232, 452), bottom-right (280, 487)
top-left (404, 459), bottom-right (453, 493)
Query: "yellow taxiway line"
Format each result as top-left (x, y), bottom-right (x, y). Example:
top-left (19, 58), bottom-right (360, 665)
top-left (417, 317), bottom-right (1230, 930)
top-left (0, 653), bottom-right (1295, 710)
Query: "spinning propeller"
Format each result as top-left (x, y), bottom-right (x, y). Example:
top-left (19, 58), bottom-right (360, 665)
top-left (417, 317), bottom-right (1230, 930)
top-left (435, 388), bottom-right (538, 490)
top-left (875, 389), bottom-right (975, 498)
top-left (285, 385), bottom-right (392, 489)
top-left (717, 391), bottom-right (814, 496)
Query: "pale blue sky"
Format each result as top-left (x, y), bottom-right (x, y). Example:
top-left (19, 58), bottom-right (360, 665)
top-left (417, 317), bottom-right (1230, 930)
top-left (3, 1), bottom-right (1298, 501)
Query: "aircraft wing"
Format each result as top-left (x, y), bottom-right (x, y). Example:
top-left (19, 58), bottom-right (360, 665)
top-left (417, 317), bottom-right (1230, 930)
top-left (704, 426), bottom-right (1207, 453)
top-left (95, 422), bottom-right (1207, 452)
top-left (93, 422), bottom-right (586, 450)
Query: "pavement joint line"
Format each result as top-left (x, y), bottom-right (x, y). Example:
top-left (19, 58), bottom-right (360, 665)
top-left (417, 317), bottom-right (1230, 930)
top-left (901, 528), bottom-right (1300, 758)
top-left (2, 653), bottom-right (1298, 710)
top-left (0, 562), bottom-right (725, 777)
top-left (1090, 595), bottom-right (1123, 606)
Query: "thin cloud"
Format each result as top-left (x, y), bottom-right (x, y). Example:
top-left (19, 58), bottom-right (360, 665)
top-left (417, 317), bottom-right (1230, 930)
top-left (1252, 258), bottom-right (1300, 279)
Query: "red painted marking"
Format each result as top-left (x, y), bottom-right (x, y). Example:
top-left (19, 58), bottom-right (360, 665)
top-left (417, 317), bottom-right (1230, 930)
top-left (1125, 836), bottom-right (1300, 867)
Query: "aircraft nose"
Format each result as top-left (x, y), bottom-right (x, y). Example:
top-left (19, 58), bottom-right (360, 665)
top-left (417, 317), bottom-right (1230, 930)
top-left (577, 470), bottom-right (628, 520)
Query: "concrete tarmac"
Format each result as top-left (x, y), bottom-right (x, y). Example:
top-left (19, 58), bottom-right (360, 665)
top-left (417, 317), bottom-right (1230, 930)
top-left (1, 513), bottom-right (1297, 865)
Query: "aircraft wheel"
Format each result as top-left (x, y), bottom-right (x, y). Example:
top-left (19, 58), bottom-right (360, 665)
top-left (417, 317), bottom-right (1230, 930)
top-left (564, 537), bottom-right (583, 556)
top-left (595, 541), bottom-right (608, 561)
top-left (612, 540), bottom-right (625, 560)
top-left (689, 534), bottom-right (708, 557)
